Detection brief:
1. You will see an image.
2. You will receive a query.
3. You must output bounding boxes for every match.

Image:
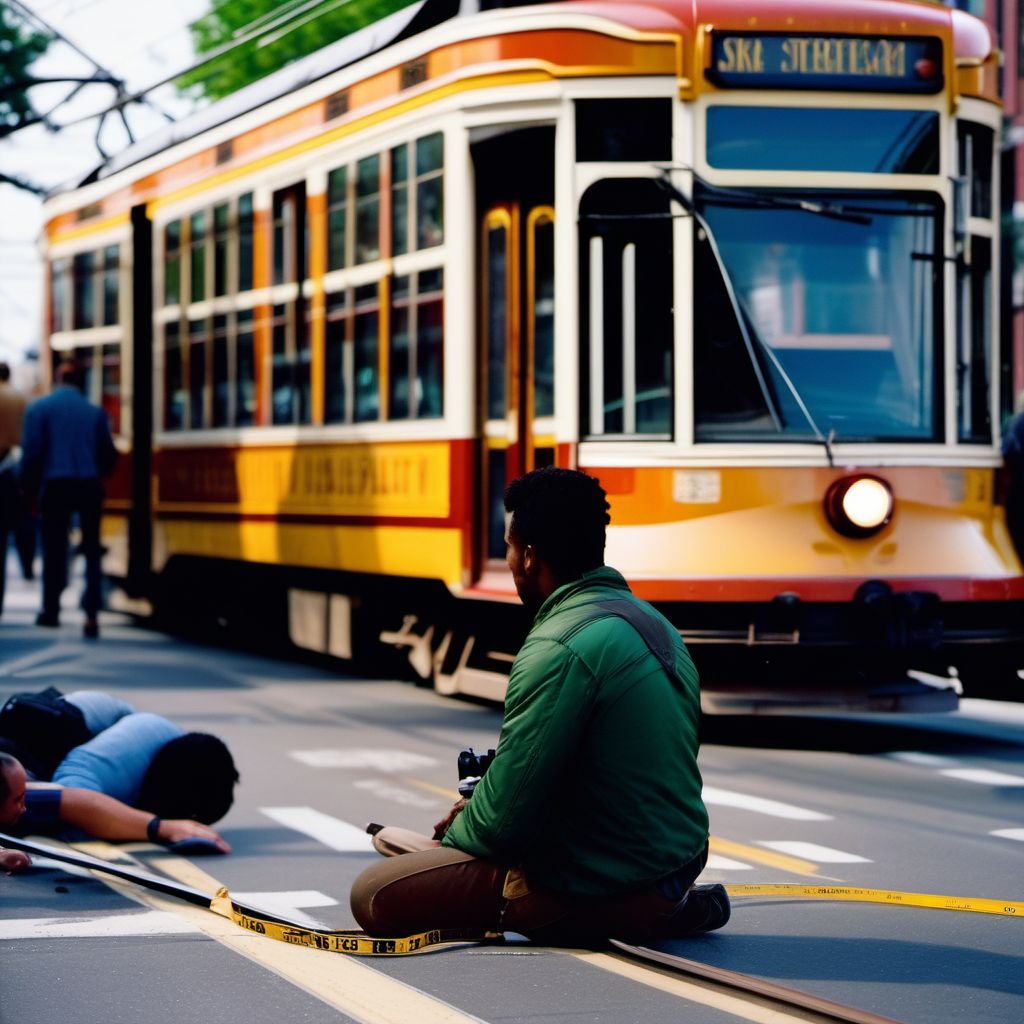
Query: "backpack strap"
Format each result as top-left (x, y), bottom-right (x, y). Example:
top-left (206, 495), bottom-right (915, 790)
top-left (573, 598), bottom-right (684, 689)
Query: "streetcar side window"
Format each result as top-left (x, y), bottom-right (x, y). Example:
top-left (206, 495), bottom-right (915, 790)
top-left (388, 269), bottom-right (444, 420)
top-left (580, 179), bottom-right (674, 438)
top-left (212, 314), bottom-right (230, 428)
top-left (164, 321), bottom-right (185, 431)
top-left (236, 310), bottom-right (256, 426)
top-left (101, 342), bottom-right (121, 435)
top-left (959, 236), bottom-right (993, 443)
top-left (102, 246), bottom-right (119, 326)
top-left (50, 258), bottom-right (71, 333)
top-left (415, 133), bottom-right (444, 249)
top-left (64, 245), bottom-right (120, 331)
top-left (356, 155), bottom-right (381, 265)
top-left (354, 284), bottom-right (380, 421)
top-left (213, 204), bottom-right (231, 297)
top-left (327, 167), bottom-right (349, 270)
top-left (238, 194), bottom-right (254, 292)
top-left (325, 290), bottom-right (351, 423)
top-left (189, 317), bottom-right (207, 429)
top-left (73, 252), bottom-right (95, 330)
top-left (190, 212), bottom-right (207, 302)
top-left (164, 220), bottom-right (182, 306)
top-left (957, 122), bottom-right (994, 219)
top-left (391, 146), bottom-right (409, 257)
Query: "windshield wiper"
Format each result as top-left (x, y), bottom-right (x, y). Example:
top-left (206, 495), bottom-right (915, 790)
top-left (655, 166), bottom-right (873, 225)
top-left (655, 173), bottom-right (837, 465)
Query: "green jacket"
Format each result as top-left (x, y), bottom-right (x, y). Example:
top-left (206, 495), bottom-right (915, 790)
top-left (443, 566), bottom-right (709, 896)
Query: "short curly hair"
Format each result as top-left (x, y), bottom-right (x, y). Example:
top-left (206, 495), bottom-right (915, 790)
top-left (504, 467), bottom-right (610, 581)
top-left (138, 733), bottom-right (239, 825)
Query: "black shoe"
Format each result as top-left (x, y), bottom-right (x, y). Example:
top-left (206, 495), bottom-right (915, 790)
top-left (36, 612), bottom-right (60, 627)
top-left (83, 619), bottom-right (99, 639)
top-left (662, 884), bottom-right (731, 936)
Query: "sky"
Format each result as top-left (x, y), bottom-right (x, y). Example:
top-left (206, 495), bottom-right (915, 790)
top-left (0, 0), bottom-right (211, 374)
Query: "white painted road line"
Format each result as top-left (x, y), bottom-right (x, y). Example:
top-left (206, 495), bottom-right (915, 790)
top-left (939, 768), bottom-right (1024, 787)
top-left (260, 806), bottom-right (375, 852)
top-left (705, 853), bottom-right (753, 871)
top-left (990, 828), bottom-right (1024, 841)
top-left (756, 841), bottom-right (871, 863)
top-left (230, 890), bottom-right (339, 928)
top-left (701, 786), bottom-right (833, 821)
top-left (887, 752), bottom-right (958, 767)
top-left (289, 749), bottom-right (438, 772)
top-left (0, 910), bottom-right (200, 940)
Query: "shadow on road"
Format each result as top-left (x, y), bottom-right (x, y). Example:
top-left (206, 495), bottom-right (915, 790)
top-left (700, 712), bottom-right (1024, 756)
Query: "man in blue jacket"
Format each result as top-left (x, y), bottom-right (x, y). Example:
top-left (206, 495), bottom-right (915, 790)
top-left (20, 361), bottom-right (117, 638)
top-left (351, 467), bottom-right (727, 945)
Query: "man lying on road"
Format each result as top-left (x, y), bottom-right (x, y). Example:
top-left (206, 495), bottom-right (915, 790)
top-left (0, 750), bottom-right (231, 869)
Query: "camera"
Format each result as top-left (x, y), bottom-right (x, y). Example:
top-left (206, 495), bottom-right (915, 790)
top-left (457, 747), bottom-right (496, 798)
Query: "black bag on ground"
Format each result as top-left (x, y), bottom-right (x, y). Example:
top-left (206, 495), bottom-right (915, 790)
top-left (0, 686), bottom-right (91, 780)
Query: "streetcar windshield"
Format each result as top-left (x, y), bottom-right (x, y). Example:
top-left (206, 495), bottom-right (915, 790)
top-left (693, 190), bottom-right (941, 443)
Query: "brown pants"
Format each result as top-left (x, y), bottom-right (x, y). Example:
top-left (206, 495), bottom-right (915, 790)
top-left (350, 844), bottom-right (708, 945)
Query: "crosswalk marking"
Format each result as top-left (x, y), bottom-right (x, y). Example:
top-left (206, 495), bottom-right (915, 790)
top-left (705, 853), bottom-right (753, 870)
top-left (990, 828), bottom-right (1024, 841)
top-left (701, 786), bottom-right (832, 821)
top-left (887, 751), bottom-right (957, 767)
top-left (260, 806), bottom-right (374, 852)
top-left (0, 910), bottom-right (199, 940)
top-left (939, 768), bottom-right (1024, 787)
top-left (289, 749), bottom-right (437, 772)
top-left (230, 890), bottom-right (339, 928)
top-left (755, 841), bottom-right (870, 863)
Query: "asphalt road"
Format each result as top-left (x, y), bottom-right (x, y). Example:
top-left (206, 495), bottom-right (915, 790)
top-left (1, 572), bottom-right (1022, 1024)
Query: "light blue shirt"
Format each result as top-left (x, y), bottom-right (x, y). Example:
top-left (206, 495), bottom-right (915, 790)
top-left (52, 713), bottom-right (185, 806)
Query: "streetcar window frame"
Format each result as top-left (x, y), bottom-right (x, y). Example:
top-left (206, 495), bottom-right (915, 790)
top-left (691, 187), bottom-right (946, 445)
top-left (52, 244), bottom-right (120, 333)
top-left (579, 178), bottom-right (676, 441)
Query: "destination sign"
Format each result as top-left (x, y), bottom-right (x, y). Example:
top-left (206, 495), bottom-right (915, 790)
top-left (708, 34), bottom-right (943, 93)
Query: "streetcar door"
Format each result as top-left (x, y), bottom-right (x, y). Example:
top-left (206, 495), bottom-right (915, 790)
top-left (479, 202), bottom-right (556, 568)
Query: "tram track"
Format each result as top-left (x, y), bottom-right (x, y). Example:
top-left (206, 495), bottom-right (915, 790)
top-left (607, 941), bottom-right (903, 1024)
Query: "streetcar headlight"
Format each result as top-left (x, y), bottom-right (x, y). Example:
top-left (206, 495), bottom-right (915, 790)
top-left (824, 476), bottom-right (894, 538)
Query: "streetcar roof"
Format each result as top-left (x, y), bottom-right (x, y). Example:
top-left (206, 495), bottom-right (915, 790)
top-left (62, 0), bottom-right (435, 192)
top-left (51, 0), bottom-right (994, 199)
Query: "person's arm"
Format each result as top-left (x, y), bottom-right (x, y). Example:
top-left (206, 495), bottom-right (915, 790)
top-left (1, 848), bottom-right (31, 873)
top-left (17, 403), bottom-right (41, 498)
top-left (442, 639), bottom-right (593, 862)
top-left (56, 786), bottom-right (231, 852)
top-left (96, 410), bottom-right (117, 478)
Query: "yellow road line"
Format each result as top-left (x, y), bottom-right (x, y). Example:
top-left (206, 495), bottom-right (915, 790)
top-left (568, 950), bottom-right (804, 1024)
top-left (80, 844), bottom-right (487, 1024)
top-left (404, 777), bottom-right (461, 800)
top-left (710, 836), bottom-right (820, 878)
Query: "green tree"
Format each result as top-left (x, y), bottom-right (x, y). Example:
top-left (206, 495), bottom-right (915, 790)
top-left (179, 0), bottom-right (414, 101)
top-left (0, 0), bottom-right (51, 135)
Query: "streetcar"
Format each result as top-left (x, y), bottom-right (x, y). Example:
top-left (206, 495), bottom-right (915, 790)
top-left (40, 0), bottom-right (1023, 709)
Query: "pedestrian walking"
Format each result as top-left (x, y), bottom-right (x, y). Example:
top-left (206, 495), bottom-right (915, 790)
top-left (19, 361), bottom-right (117, 638)
top-left (0, 361), bottom-right (29, 620)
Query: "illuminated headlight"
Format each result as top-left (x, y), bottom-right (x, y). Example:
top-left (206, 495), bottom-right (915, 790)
top-left (824, 476), bottom-right (894, 538)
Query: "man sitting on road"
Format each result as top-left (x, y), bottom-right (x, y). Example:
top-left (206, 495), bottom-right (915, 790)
top-left (0, 750), bottom-right (231, 867)
top-left (351, 467), bottom-right (727, 945)
top-left (0, 688), bottom-right (239, 841)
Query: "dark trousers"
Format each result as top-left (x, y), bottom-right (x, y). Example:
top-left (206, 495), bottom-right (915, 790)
top-left (350, 845), bottom-right (708, 945)
top-left (39, 478), bottom-right (104, 620)
top-left (0, 466), bottom-right (17, 616)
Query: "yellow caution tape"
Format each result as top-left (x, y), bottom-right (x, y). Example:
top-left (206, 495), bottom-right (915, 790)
top-left (724, 883), bottom-right (1023, 918)
top-left (209, 888), bottom-right (496, 955)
